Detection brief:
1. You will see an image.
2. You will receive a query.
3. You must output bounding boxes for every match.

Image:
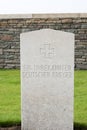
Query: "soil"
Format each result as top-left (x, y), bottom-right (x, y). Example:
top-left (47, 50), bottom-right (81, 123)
top-left (0, 126), bottom-right (21, 130)
top-left (0, 125), bottom-right (87, 130)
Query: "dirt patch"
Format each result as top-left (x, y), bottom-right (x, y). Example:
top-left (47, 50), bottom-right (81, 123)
top-left (0, 126), bottom-right (87, 130)
top-left (0, 126), bottom-right (21, 130)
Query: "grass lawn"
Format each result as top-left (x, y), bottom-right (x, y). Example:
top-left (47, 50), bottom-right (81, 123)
top-left (74, 70), bottom-right (87, 128)
top-left (0, 69), bottom-right (87, 127)
top-left (0, 69), bottom-right (21, 126)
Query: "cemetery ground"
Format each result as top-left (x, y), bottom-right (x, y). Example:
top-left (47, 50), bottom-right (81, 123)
top-left (0, 69), bottom-right (87, 129)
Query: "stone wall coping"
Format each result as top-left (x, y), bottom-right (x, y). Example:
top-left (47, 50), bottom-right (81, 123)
top-left (0, 13), bottom-right (87, 19)
top-left (0, 14), bottom-right (32, 19)
top-left (32, 13), bottom-right (87, 18)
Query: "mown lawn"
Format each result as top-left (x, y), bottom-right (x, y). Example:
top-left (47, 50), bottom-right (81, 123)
top-left (74, 70), bottom-right (87, 128)
top-left (0, 69), bottom-right (21, 126)
top-left (0, 69), bottom-right (87, 127)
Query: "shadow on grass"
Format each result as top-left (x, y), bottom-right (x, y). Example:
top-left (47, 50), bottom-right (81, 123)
top-left (0, 121), bottom-right (87, 130)
top-left (0, 121), bottom-right (21, 127)
top-left (74, 122), bottom-right (87, 130)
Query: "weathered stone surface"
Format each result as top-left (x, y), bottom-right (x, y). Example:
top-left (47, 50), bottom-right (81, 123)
top-left (5, 59), bottom-right (20, 64)
top-left (0, 59), bottom-right (4, 63)
top-left (0, 35), bottom-right (13, 41)
top-left (3, 49), bottom-right (19, 53)
top-left (0, 49), bottom-right (3, 54)
top-left (81, 24), bottom-right (87, 29)
top-left (20, 29), bottom-right (74, 130)
top-left (61, 18), bottom-right (73, 23)
top-left (76, 64), bottom-right (87, 70)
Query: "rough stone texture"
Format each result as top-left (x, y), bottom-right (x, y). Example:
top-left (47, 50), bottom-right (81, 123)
top-left (0, 17), bottom-right (87, 69)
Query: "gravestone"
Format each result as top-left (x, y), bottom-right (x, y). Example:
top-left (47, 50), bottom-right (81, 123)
top-left (20, 29), bottom-right (74, 130)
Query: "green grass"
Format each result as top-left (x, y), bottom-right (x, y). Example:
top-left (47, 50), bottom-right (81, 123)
top-left (74, 70), bottom-right (87, 127)
top-left (0, 69), bottom-right (21, 126)
top-left (0, 69), bottom-right (87, 127)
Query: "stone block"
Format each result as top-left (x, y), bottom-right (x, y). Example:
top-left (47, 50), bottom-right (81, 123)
top-left (0, 49), bottom-right (3, 54)
top-left (20, 29), bottom-right (74, 130)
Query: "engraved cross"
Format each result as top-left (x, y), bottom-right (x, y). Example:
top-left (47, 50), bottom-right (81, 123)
top-left (40, 44), bottom-right (55, 58)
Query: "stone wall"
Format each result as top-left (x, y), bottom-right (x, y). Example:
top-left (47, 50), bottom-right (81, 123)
top-left (0, 14), bottom-right (87, 69)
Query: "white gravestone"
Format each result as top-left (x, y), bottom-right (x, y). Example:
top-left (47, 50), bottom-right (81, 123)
top-left (20, 29), bottom-right (74, 130)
